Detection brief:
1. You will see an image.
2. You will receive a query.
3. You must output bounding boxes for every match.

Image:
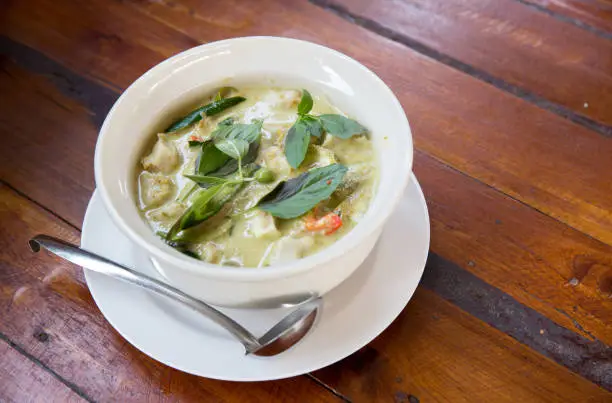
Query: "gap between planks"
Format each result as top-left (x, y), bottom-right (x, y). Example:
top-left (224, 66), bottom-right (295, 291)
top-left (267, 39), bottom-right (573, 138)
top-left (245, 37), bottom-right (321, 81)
top-left (512, 0), bottom-right (612, 40)
top-left (0, 332), bottom-right (96, 403)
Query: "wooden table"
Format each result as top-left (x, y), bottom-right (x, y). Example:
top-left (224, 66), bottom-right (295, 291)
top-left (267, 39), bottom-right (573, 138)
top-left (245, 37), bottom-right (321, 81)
top-left (1, 0), bottom-right (611, 401)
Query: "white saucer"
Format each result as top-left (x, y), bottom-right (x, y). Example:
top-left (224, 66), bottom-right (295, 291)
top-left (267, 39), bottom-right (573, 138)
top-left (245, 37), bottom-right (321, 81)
top-left (81, 174), bottom-right (430, 381)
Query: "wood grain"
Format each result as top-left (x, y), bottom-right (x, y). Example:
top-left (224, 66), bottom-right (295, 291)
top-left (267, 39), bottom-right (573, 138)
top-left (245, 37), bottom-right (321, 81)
top-left (2, 0), bottom-right (612, 399)
top-left (312, 287), bottom-right (610, 402)
top-left (0, 338), bottom-right (85, 403)
top-left (522, 0), bottom-right (612, 34)
top-left (414, 150), bottom-right (612, 345)
top-left (0, 57), bottom-right (97, 228)
top-left (1, 185), bottom-right (609, 402)
top-left (3, 45), bottom-right (611, 347)
top-left (3, 0), bottom-right (611, 246)
top-left (317, 0), bottom-right (612, 129)
top-left (1, 0), bottom-right (611, 344)
top-left (420, 253), bottom-right (612, 390)
top-left (0, 184), bottom-right (341, 402)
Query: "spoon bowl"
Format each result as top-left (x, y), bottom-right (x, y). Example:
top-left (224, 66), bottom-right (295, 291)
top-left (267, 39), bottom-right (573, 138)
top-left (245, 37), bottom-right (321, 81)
top-left (29, 235), bottom-right (320, 357)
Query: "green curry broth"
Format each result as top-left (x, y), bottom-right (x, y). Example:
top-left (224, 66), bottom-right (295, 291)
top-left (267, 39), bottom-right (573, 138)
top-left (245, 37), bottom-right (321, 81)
top-left (136, 87), bottom-right (378, 268)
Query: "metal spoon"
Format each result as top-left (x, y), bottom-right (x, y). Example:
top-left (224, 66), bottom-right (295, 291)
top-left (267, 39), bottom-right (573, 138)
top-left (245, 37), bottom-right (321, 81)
top-left (29, 235), bottom-right (320, 357)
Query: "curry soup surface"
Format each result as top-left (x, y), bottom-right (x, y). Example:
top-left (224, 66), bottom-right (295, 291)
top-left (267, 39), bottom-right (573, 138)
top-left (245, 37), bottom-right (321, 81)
top-left (137, 87), bottom-right (377, 268)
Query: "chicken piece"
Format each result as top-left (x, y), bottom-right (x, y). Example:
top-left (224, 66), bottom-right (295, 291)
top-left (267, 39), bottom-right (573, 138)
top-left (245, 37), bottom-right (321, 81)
top-left (145, 201), bottom-right (186, 230)
top-left (279, 90), bottom-right (302, 109)
top-left (138, 172), bottom-right (176, 209)
top-left (245, 211), bottom-right (281, 239)
top-left (261, 146), bottom-right (291, 177)
top-left (142, 133), bottom-right (180, 174)
top-left (262, 89), bottom-right (301, 109)
top-left (267, 236), bottom-right (314, 265)
top-left (194, 242), bottom-right (222, 264)
top-left (194, 116), bottom-right (214, 138)
top-left (323, 136), bottom-right (372, 165)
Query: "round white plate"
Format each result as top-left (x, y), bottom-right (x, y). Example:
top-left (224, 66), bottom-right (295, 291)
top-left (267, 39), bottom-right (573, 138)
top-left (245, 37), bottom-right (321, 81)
top-left (81, 174), bottom-right (430, 381)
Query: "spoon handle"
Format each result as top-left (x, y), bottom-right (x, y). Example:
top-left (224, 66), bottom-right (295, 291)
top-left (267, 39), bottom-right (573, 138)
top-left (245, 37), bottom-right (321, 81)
top-left (29, 235), bottom-right (261, 352)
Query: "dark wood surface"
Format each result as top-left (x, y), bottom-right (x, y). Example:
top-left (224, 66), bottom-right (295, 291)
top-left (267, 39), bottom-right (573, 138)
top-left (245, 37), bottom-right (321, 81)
top-left (1, 0), bottom-right (611, 401)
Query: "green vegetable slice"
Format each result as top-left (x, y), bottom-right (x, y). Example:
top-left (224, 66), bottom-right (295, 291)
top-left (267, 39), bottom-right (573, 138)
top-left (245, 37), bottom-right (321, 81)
top-left (166, 182), bottom-right (243, 240)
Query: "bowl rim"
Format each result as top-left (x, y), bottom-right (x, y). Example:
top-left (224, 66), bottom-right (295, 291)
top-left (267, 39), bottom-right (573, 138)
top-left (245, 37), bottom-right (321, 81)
top-left (95, 36), bottom-right (413, 282)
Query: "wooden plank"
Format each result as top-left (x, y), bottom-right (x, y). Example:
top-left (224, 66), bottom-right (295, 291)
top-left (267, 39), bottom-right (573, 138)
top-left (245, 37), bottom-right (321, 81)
top-left (0, 338), bottom-right (86, 403)
top-left (317, 0), bottom-right (612, 130)
top-left (311, 287), bottom-right (610, 402)
top-left (0, 53), bottom-right (98, 228)
top-left (419, 253), bottom-right (612, 391)
top-left (3, 0), bottom-right (611, 246)
top-left (413, 150), bottom-right (612, 345)
top-left (0, 186), bottom-right (340, 402)
top-left (3, 45), bottom-right (611, 348)
top-left (1, 186), bottom-right (609, 402)
top-left (1, 0), bottom-right (198, 91)
top-left (521, 0), bottom-right (612, 34)
top-left (1, 0), bottom-right (611, 343)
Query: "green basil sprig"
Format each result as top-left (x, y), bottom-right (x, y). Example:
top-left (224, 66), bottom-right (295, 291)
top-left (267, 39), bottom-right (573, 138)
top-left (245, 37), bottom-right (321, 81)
top-left (258, 163), bottom-right (347, 218)
top-left (192, 120), bottom-right (263, 186)
top-left (284, 90), bottom-right (367, 168)
top-left (165, 96), bottom-right (245, 133)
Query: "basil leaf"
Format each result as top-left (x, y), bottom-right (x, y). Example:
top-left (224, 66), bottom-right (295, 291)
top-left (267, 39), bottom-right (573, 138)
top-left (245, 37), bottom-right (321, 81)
top-left (319, 114), bottom-right (367, 139)
top-left (184, 174), bottom-right (232, 187)
top-left (258, 163), bottom-right (347, 219)
top-left (193, 120), bottom-right (262, 186)
top-left (195, 141), bottom-right (230, 175)
top-left (208, 141), bottom-right (260, 178)
top-left (165, 96), bottom-right (246, 132)
top-left (302, 115), bottom-right (323, 138)
top-left (284, 118), bottom-right (311, 169)
top-left (214, 138), bottom-right (249, 159)
top-left (297, 89), bottom-right (313, 115)
top-left (284, 116), bottom-right (324, 169)
top-left (212, 120), bottom-right (263, 144)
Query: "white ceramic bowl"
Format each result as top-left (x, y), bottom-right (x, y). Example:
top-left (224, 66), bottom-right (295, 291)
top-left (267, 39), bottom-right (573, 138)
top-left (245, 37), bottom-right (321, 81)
top-left (95, 37), bottom-right (412, 308)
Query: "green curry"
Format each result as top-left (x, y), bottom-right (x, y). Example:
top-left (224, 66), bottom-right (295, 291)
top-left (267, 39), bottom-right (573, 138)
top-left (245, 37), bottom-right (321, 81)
top-left (137, 87), bottom-right (377, 268)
